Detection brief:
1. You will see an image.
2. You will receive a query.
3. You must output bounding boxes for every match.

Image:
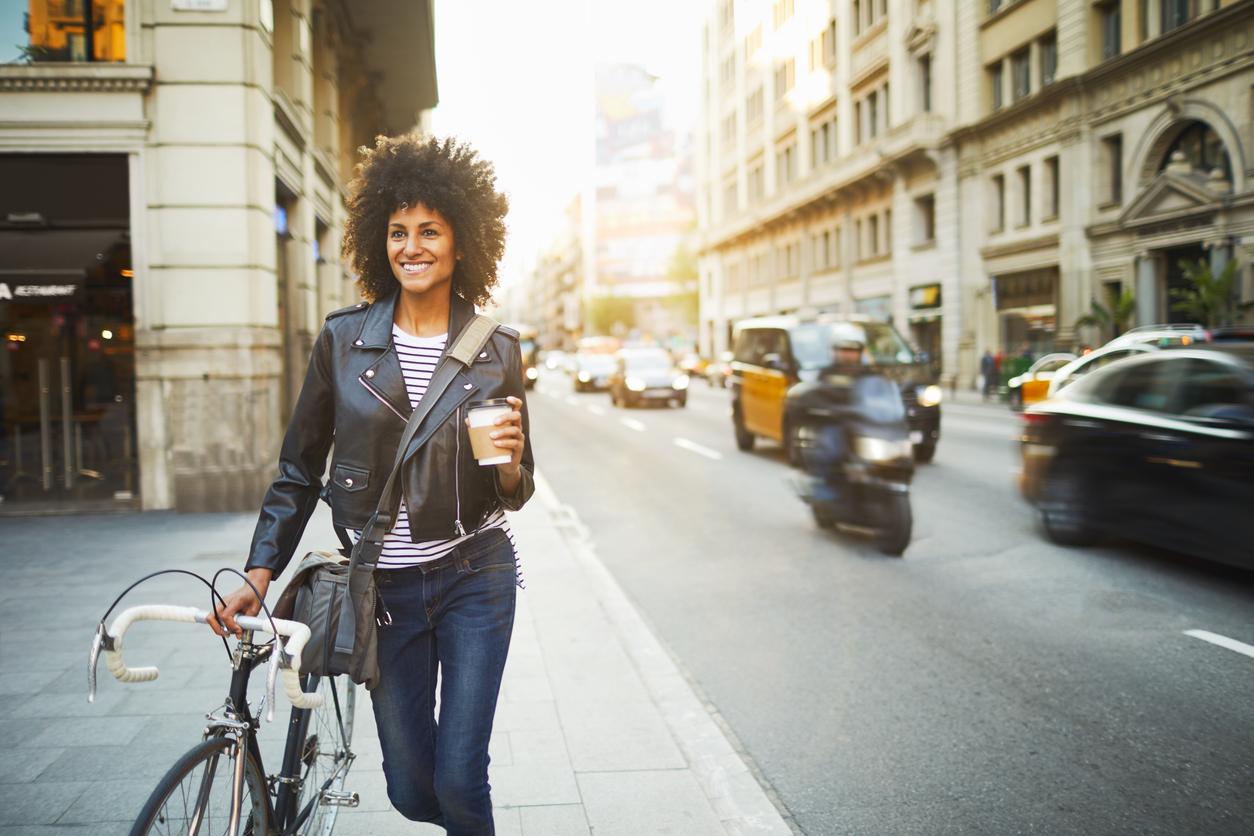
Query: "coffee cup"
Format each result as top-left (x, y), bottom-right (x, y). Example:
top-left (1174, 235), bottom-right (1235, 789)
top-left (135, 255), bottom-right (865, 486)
top-left (466, 399), bottom-right (513, 466)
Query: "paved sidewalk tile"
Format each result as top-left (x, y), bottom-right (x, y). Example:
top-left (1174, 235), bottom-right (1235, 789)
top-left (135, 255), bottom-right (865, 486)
top-left (0, 472), bottom-right (792, 834)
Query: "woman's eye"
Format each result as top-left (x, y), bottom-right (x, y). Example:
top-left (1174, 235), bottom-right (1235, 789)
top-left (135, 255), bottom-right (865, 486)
top-left (390, 231), bottom-right (404, 239)
top-left (422, 229), bottom-right (437, 237)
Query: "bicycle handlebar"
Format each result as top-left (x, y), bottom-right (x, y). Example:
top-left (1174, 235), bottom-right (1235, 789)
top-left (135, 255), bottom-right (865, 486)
top-left (89, 605), bottom-right (324, 712)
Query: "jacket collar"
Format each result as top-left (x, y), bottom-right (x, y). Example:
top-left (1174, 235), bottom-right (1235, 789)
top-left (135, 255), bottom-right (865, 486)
top-left (354, 288), bottom-right (475, 349)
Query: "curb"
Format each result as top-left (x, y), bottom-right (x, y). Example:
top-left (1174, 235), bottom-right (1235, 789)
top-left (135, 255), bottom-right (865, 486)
top-left (532, 471), bottom-right (798, 835)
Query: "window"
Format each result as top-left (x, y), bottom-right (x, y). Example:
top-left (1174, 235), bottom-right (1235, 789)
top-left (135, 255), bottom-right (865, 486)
top-left (776, 142), bottom-right (797, 188)
top-left (1103, 134), bottom-right (1123, 204)
top-left (721, 113), bottom-right (736, 145)
top-left (883, 82), bottom-right (890, 130)
top-left (855, 218), bottom-right (864, 259)
top-left (992, 174), bottom-right (1006, 232)
top-left (868, 90), bottom-right (879, 138)
top-left (1158, 121), bottom-right (1233, 182)
top-left (1017, 165), bottom-right (1031, 227)
top-left (1039, 33), bottom-right (1057, 86)
top-left (919, 54), bottom-right (933, 113)
top-left (1160, 0), bottom-right (1202, 34)
top-left (1101, 2), bottom-right (1122, 59)
top-left (10, 0), bottom-right (128, 63)
top-left (822, 18), bottom-right (837, 66)
top-left (748, 161), bottom-right (766, 202)
top-left (811, 114), bottom-right (838, 167)
top-left (884, 209), bottom-right (892, 251)
top-left (1011, 48), bottom-right (1031, 101)
top-left (723, 178), bottom-right (738, 218)
top-left (774, 59), bottom-right (795, 100)
top-left (746, 86), bottom-right (765, 124)
top-left (990, 62), bottom-right (1004, 110)
top-left (1044, 156), bottom-right (1060, 219)
top-left (854, 0), bottom-right (885, 36)
top-left (989, 0), bottom-right (1004, 13)
top-left (914, 194), bottom-right (936, 244)
top-left (773, 0), bottom-right (795, 29)
top-left (1093, 359), bottom-right (1174, 412)
top-left (1173, 360), bottom-right (1248, 417)
top-left (744, 24), bottom-right (763, 62)
top-left (869, 214), bottom-right (880, 256)
top-left (721, 54), bottom-right (737, 87)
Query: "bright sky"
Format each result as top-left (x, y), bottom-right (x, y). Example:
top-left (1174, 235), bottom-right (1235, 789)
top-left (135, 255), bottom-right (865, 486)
top-left (431, 0), bottom-right (706, 287)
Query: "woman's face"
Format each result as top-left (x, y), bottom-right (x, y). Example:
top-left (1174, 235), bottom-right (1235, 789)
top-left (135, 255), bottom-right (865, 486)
top-left (386, 203), bottom-right (457, 298)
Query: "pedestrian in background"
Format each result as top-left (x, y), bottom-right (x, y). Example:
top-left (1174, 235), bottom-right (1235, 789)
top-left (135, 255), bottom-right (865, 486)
top-left (980, 349), bottom-right (996, 400)
top-left (210, 134), bottom-right (534, 835)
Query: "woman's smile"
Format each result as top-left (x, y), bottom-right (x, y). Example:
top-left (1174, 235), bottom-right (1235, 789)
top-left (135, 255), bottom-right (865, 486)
top-left (387, 203), bottom-right (456, 297)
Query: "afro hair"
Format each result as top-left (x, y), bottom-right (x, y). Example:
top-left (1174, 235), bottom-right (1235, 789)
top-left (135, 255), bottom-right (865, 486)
top-left (342, 134), bottom-right (509, 307)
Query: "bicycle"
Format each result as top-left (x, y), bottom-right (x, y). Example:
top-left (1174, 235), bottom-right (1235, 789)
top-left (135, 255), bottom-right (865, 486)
top-left (88, 574), bottom-right (359, 836)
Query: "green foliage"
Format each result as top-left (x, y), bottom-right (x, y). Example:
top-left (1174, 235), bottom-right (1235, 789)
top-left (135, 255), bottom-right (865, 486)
top-left (1169, 258), bottom-right (1239, 327)
top-left (585, 295), bottom-right (637, 336)
top-left (1075, 287), bottom-right (1136, 340)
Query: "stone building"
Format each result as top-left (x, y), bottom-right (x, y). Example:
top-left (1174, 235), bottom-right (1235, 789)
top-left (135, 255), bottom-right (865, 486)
top-left (696, 0), bottom-right (1254, 387)
top-left (0, 0), bottom-right (437, 513)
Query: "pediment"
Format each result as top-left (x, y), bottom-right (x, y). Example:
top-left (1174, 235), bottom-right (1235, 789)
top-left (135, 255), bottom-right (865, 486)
top-left (1120, 172), bottom-right (1219, 227)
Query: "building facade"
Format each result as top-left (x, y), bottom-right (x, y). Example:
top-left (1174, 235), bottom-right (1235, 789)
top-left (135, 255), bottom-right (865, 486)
top-left (697, 0), bottom-right (1253, 387)
top-left (0, 0), bottom-right (437, 514)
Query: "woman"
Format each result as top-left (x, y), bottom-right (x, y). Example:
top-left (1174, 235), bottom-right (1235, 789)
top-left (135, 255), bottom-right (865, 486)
top-left (209, 134), bottom-right (534, 835)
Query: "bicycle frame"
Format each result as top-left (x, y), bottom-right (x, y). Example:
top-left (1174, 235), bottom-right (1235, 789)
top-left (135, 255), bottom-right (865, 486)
top-left (207, 631), bottom-right (345, 835)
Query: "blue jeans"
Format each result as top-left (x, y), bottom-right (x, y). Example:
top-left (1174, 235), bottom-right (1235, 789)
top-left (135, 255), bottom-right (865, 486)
top-left (370, 528), bottom-right (517, 835)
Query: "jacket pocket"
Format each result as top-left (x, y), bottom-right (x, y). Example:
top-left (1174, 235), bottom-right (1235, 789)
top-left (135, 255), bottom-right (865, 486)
top-left (331, 464), bottom-right (370, 493)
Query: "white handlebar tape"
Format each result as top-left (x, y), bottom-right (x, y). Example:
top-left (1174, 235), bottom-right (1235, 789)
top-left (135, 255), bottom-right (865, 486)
top-left (101, 605), bottom-right (324, 710)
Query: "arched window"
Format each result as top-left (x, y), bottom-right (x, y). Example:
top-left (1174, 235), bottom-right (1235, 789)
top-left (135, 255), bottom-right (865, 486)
top-left (1158, 121), bottom-right (1233, 182)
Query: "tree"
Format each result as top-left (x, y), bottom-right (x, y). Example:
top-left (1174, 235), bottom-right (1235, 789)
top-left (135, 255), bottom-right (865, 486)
top-left (585, 295), bottom-right (637, 336)
top-left (1075, 287), bottom-right (1136, 341)
top-left (1170, 258), bottom-right (1239, 327)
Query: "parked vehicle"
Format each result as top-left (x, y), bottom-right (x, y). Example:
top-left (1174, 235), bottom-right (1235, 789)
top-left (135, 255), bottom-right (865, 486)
top-left (572, 352), bottom-right (616, 392)
top-left (1104, 323), bottom-right (1209, 350)
top-left (791, 371), bottom-right (914, 556)
top-left (1048, 343), bottom-right (1159, 397)
top-left (1020, 344), bottom-right (1254, 566)
top-left (608, 347), bottom-right (689, 408)
top-left (730, 314), bottom-right (942, 463)
top-left (1048, 324), bottom-right (1212, 397)
top-left (1006, 353), bottom-right (1075, 410)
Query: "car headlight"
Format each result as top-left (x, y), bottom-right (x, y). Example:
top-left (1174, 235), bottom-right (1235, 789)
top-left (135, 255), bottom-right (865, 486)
top-left (855, 436), bottom-right (913, 462)
top-left (626, 377), bottom-right (647, 392)
top-left (672, 374), bottom-right (690, 390)
top-left (917, 384), bottom-right (943, 407)
top-left (578, 371), bottom-right (591, 382)
top-left (525, 367), bottom-right (539, 380)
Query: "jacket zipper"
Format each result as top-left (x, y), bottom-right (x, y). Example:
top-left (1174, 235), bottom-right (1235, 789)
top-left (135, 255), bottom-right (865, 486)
top-left (359, 377), bottom-right (407, 422)
top-left (453, 403), bottom-right (466, 537)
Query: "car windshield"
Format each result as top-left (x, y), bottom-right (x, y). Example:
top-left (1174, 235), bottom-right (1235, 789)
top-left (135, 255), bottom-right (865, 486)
top-left (790, 322), bottom-right (916, 369)
top-left (622, 351), bottom-right (672, 371)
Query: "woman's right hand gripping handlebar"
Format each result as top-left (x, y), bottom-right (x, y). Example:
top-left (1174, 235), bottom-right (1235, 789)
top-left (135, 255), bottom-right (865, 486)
top-left (206, 567), bottom-right (274, 637)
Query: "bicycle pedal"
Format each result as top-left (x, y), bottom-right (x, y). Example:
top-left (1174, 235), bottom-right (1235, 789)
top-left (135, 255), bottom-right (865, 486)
top-left (320, 790), bottom-right (360, 807)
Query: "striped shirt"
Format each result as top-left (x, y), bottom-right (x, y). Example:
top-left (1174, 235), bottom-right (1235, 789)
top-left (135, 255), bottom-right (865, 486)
top-left (357, 325), bottom-right (517, 577)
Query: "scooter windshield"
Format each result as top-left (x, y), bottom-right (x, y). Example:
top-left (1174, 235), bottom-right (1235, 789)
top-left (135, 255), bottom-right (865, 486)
top-left (850, 375), bottom-right (907, 425)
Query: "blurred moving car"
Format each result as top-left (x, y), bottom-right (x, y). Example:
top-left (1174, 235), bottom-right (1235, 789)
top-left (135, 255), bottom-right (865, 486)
top-left (572, 352), bottom-right (616, 392)
top-left (731, 314), bottom-right (942, 463)
top-left (705, 350), bottom-right (734, 388)
top-left (1048, 343), bottom-right (1158, 397)
top-left (608, 347), bottom-right (689, 408)
top-left (1104, 323), bottom-right (1208, 350)
top-left (1006, 353), bottom-right (1076, 410)
top-left (507, 323), bottom-right (540, 389)
top-left (1048, 323), bottom-right (1212, 397)
top-left (677, 352), bottom-right (708, 380)
top-left (1020, 344), bottom-right (1254, 566)
top-left (543, 349), bottom-right (570, 371)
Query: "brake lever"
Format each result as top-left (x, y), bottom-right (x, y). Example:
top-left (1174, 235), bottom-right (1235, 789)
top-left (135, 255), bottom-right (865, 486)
top-left (87, 623), bottom-right (113, 703)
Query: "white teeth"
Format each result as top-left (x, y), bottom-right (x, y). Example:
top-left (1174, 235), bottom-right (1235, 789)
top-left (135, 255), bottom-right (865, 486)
top-left (401, 263), bottom-right (430, 273)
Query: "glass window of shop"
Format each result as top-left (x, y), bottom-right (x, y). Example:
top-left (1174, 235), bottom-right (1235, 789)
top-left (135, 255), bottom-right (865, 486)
top-left (993, 268), bottom-right (1058, 370)
top-left (0, 155), bottom-right (136, 510)
top-left (0, 1), bottom-right (126, 64)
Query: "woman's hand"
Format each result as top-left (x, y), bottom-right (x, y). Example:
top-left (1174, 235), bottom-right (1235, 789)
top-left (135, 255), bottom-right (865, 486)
top-left (206, 568), bottom-right (273, 637)
top-left (469, 395), bottom-right (526, 496)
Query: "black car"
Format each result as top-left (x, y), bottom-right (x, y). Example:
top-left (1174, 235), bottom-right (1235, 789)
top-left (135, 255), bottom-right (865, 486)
top-left (1020, 344), bottom-right (1254, 567)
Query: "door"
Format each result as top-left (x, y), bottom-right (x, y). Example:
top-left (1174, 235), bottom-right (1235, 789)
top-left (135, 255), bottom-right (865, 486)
top-left (739, 329), bottom-right (790, 440)
top-left (0, 229), bottom-right (136, 509)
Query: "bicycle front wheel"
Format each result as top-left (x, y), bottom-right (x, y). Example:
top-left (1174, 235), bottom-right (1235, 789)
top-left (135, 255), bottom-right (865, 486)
top-left (289, 674), bottom-right (357, 835)
top-left (131, 736), bottom-right (269, 836)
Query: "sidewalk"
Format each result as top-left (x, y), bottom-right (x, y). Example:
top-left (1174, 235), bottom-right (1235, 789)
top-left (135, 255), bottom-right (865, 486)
top-left (0, 473), bottom-right (794, 835)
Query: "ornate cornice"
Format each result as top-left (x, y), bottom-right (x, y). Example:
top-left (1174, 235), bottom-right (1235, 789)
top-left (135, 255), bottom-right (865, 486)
top-left (0, 64), bottom-right (153, 92)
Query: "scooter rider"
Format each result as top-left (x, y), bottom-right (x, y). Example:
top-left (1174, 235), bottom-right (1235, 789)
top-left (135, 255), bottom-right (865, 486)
top-left (804, 336), bottom-right (868, 499)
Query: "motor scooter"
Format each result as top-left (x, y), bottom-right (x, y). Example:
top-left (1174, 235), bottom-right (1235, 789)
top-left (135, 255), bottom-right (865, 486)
top-left (790, 372), bottom-right (914, 556)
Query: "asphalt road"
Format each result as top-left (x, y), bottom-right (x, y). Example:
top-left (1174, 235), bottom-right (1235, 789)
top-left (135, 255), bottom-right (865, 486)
top-left (525, 370), bottom-right (1254, 836)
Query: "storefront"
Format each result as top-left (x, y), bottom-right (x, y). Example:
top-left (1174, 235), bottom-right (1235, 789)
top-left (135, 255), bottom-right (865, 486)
top-left (0, 155), bottom-right (136, 511)
top-left (992, 267), bottom-right (1058, 359)
top-left (908, 283), bottom-right (942, 372)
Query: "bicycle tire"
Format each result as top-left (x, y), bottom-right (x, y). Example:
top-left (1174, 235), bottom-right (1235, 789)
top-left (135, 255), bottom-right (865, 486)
top-left (289, 675), bottom-right (357, 836)
top-left (131, 736), bottom-right (269, 836)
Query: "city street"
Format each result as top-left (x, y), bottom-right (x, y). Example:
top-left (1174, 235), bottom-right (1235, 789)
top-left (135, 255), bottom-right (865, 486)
top-left (528, 370), bottom-right (1254, 836)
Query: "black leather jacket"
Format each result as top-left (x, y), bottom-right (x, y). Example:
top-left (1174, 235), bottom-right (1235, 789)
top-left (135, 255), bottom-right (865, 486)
top-left (246, 290), bottom-right (535, 577)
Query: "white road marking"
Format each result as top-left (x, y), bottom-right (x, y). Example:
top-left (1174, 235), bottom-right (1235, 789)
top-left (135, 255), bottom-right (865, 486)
top-left (1185, 629), bottom-right (1254, 660)
top-left (620, 417), bottom-right (647, 432)
top-left (673, 437), bottom-right (723, 460)
top-left (587, 405), bottom-right (607, 416)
